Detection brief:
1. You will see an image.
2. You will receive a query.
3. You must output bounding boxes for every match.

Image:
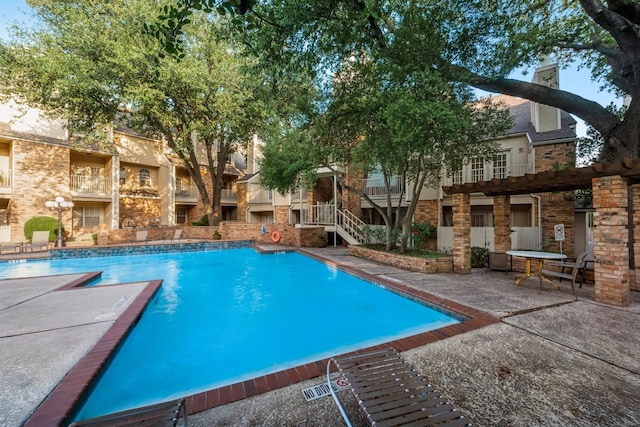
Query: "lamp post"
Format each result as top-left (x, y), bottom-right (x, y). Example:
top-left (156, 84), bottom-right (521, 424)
top-left (45, 196), bottom-right (74, 247)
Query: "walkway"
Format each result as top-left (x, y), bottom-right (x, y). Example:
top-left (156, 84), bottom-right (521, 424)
top-left (0, 246), bottom-right (638, 426)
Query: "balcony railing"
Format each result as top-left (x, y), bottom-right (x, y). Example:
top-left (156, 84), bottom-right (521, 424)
top-left (443, 163), bottom-right (534, 186)
top-left (175, 185), bottom-right (199, 200)
top-left (302, 203), bottom-right (335, 225)
top-left (363, 175), bottom-right (404, 197)
top-left (221, 189), bottom-right (237, 201)
top-left (71, 175), bottom-right (111, 194)
top-left (0, 169), bottom-right (13, 188)
top-left (250, 189), bottom-right (273, 204)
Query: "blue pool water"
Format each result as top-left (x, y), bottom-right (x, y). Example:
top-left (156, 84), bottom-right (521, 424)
top-left (0, 248), bottom-right (460, 420)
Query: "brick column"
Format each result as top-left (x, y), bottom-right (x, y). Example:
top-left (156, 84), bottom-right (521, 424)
top-left (493, 195), bottom-right (511, 253)
top-left (631, 184), bottom-right (640, 291)
top-left (275, 206), bottom-right (289, 224)
top-left (343, 166), bottom-right (363, 219)
top-left (414, 200), bottom-right (439, 226)
top-left (236, 182), bottom-right (248, 223)
top-left (452, 193), bottom-right (471, 273)
top-left (592, 175), bottom-right (630, 306)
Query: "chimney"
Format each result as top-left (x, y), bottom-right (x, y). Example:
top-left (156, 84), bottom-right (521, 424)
top-left (531, 63), bottom-right (561, 132)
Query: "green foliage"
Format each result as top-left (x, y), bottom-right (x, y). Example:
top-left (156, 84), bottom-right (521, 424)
top-left (471, 247), bottom-right (489, 269)
top-left (91, 233), bottom-right (98, 245)
top-left (151, 0), bottom-right (640, 160)
top-left (23, 216), bottom-right (58, 242)
top-left (1, 0), bottom-right (293, 227)
top-left (574, 189), bottom-right (593, 209)
top-left (576, 104), bottom-right (627, 166)
top-left (411, 222), bottom-right (437, 247)
top-left (191, 214), bottom-right (209, 226)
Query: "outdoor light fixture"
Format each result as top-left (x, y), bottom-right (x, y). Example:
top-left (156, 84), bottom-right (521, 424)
top-left (45, 195), bottom-right (74, 247)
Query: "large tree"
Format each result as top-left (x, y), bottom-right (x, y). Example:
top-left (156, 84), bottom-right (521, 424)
top-left (0, 0), bottom-right (289, 226)
top-left (153, 0), bottom-right (639, 162)
top-left (260, 48), bottom-right (512, 251)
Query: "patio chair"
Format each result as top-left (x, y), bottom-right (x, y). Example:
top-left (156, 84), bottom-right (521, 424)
top-left (329, 348), bottom-right (471, 427)
top-left (541, 251), bottom-right (590, 300)
top-left (558, 248), bottom-right (594, 287)
top-left (486, 251), bottom-right (512, 274)
top-left (24, 230), bottom-right (51, 252)
top-left (68, 398), bottom-right (187, 427)
top-left (170, 229), bottom-right (183, 243)
top-left (135, 230), bottom-right (148, 243)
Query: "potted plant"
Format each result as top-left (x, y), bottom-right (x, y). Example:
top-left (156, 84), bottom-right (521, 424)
top-left (212, 230), bottom-right (221, 240)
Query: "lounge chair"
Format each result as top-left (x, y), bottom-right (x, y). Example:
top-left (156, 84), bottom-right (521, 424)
top-left (24, 231), bottom-right (51, 252)
top-left (0, 242), bottom-right (22, 254)
top-left (170, 229), bottom-right (183, 242)
top-left (68, 398), bottom-right (187, 426)
top-left (329, 348), bottom-right (471, 426)
top-left (135, 230), bottom-right (148, 243)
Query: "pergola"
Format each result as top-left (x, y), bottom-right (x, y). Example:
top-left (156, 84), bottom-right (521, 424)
top-left (442, 159), bottom-right (640, 307)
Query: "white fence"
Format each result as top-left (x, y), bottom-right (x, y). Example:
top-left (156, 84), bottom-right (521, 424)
top-left (437, 226), bottom-right (540, 252)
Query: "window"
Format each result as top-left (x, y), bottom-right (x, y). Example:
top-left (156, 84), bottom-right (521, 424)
top-left (176, 207), bottom-right (188, 225)
top-left (73, 206), bottom-right (101, 227)
top-left (119, 167), bottom-right (126, 185)
top-left (452, 170), bottom-right (463, 185)
top-left (470, 158), bottom-right (485, 182)
top-left (493, 152), bottom-right (508, 179)
top-left (139, 169), bottom-right (151, 187)
top-left (471, 214), bottom-right (485, 227)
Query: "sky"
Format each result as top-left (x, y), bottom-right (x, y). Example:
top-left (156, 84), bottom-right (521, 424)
top-left (1, 0), bottom-right (621, 138)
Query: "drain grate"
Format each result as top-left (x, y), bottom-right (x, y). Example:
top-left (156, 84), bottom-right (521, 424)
top-left (302, 377), bottom-right (349, 402)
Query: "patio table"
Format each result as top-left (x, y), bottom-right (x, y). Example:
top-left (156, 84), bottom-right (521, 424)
top-left (506, 250), bottom-right (567, 288)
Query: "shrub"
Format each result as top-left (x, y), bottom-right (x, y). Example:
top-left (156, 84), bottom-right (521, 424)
top-left (471, 247), bottom-right (489, 268)
top-left (24, 216), bottom-right (59, 242)
top-left (411, 222), bottom-right (437, 247)
top-left (191, 214), bottom-right (209, 226)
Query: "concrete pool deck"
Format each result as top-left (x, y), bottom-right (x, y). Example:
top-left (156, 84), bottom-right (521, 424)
top-left (1, 245), bottom-right (639, 426)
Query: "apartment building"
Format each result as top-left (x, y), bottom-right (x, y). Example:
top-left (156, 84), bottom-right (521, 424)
top-left (240, 63), bottom-right (587, 254)
top-left (0, 100), bottom-right (243, 243)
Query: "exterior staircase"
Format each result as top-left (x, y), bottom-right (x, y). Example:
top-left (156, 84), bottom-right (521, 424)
top-left (302, 204), bottom-right (367, 245)
top-left (335, 209), bottom-right (367, 245)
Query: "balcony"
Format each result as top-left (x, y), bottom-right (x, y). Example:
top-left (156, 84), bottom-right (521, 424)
top-left (221, 189), bottom-right (237, 203)
top-left (0, 169), bottom-right (12, 196)
top-left (362, 175), bottom-right (404, 198)
top-left (250, 189), bottom-right (273, 204)
top-left (175, 185), bottom-right (199, 200)
top-left (70, 175), bottom-right (112, 196)
top-left (442, 163), bottom-right (534, 186)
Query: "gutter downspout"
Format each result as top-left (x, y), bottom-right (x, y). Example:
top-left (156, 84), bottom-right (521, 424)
top-left (531, 193), bottom-right (542, 250)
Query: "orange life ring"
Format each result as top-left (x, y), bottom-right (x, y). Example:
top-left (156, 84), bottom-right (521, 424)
top-left (271, 231), bottom-right (281, 243)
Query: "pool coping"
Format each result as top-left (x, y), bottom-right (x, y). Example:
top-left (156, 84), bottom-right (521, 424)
top-left (23, 247), bottom-right (500, 427)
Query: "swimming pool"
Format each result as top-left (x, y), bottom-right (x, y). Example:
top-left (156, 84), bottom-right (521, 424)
top-left (1, 248), bottom-right (461, 421)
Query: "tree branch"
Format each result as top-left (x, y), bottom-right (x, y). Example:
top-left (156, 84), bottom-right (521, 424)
top-left (458, 67), bottom-right (621, 138)
top-left (579, 0), bottom-right (640, 68)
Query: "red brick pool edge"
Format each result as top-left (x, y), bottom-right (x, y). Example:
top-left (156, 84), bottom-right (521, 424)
top-left (24, 253), bottom-right (499, 427)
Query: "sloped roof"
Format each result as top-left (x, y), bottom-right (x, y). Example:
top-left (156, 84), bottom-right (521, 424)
top-left (492, 95), bottom-right (577, 144)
